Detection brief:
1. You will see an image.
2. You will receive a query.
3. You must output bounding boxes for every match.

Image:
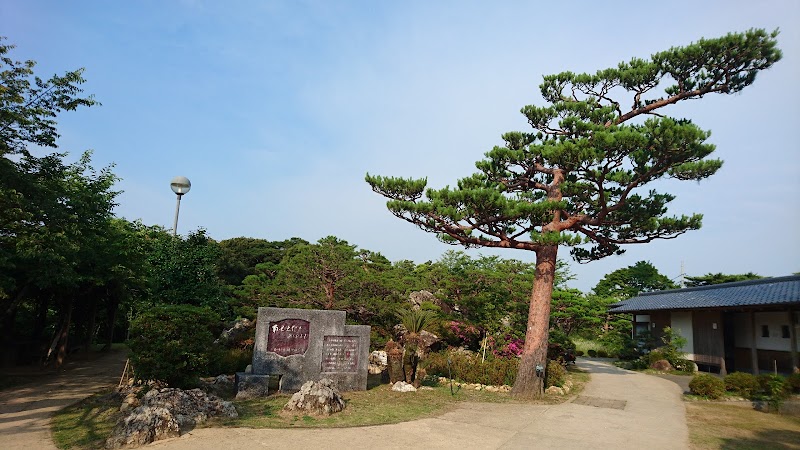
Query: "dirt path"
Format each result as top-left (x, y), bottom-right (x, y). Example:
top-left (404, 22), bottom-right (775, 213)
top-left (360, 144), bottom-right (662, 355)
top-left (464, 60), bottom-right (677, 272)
top-left (0, 350), bottom-right (128, 450)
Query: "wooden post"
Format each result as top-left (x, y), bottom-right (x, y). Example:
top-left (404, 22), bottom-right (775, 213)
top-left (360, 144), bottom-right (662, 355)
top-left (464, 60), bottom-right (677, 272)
top-left (750, 311), bottom-right (759, 375)
top-left (789, 309), bottom-right (799, 374)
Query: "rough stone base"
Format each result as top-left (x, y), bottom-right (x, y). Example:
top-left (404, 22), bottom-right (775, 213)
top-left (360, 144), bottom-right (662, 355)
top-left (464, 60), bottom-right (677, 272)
top-left (235, 373), bottom-right (270, 399)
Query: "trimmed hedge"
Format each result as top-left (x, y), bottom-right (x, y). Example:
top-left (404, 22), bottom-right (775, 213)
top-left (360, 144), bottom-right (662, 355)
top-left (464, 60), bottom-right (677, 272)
top-left (423, 350), bottom-right (518, 386)
top-left (724, 372), bottom-right (759, 398)
top-left (689, 373), bottom-right (725, 399)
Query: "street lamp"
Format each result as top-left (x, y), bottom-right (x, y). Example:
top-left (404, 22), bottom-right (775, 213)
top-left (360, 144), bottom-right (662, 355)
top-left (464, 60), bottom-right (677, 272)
top-left (170, 176), bottom-right (191, 236)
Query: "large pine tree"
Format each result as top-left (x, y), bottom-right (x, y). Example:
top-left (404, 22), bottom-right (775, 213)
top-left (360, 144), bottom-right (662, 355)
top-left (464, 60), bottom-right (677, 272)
top-left (367, 29), bottom-right (781, 397)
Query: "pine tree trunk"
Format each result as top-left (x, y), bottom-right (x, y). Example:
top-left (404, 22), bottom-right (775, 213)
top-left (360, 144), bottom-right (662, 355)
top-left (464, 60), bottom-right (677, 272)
top-left (511, 245), bottom-right (558, 398)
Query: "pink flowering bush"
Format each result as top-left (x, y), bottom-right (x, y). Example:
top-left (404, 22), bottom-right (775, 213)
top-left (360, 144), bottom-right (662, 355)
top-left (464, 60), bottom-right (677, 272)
top-left (443, 321), bottom-right (483, 350)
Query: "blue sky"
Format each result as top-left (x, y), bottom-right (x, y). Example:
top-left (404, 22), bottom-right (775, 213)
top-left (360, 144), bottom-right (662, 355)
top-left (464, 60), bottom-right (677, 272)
top-left (3, 1), bottom-right (799, 291)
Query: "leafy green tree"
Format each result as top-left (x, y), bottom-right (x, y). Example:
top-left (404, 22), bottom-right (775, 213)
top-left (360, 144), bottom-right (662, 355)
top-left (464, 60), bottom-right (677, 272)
top-left (549, 289), bottom-right (605, 336)
top-left (366, 30), bottom-right (780, 397)
top-left (0, 38), bottom-right (97, 158)
top-left (685, 272), bottom-right (762, 287)
top-left (216, 237), bottom-right (307, 286)
top-left (143, 228), bottom-right (226, 313)
top-left (593, 261), bottom-right (677, 299)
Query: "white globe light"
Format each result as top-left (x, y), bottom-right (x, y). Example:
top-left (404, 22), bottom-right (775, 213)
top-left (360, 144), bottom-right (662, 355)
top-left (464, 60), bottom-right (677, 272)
top-left (170, 176), bottom-right (191, 195)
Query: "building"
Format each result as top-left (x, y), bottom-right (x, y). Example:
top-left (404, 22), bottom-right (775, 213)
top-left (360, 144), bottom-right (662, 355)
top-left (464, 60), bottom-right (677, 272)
top-left (609, 275), bottom-right (800, 375)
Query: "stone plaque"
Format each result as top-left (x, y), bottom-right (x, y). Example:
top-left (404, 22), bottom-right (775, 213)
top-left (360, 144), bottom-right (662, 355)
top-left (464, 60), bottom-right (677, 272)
top-left (321, 335), bottom-right (359, 372)
top-left (267, 319), bottom-right (310, 356)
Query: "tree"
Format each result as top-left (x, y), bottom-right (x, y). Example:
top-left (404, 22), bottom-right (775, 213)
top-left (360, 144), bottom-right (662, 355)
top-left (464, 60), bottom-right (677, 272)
top-left (685, 272), bottom-right (762, 287)
top-left (143, 228), bottom-right (226, 312)
top-left (216, 237), bottom-right (307, 286)
top-left (366, 30), bottom-right (781, 397)
top-left (593, 261), bottom-right (677, 299)
top-left (0, 38), bottom-right (106, 367)
top-left (549, 289), bottom-right (606, 337)
top-left (0, 38), bottom-right (96, 158)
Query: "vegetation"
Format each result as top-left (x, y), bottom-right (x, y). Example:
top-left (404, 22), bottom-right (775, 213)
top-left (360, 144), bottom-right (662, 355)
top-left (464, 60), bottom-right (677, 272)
top-left (423, 350), bottom-right (520, 386)
top-left (366, 29), bottom-right (781, 397)
top-left (689, 374), bottom-right (726, 399)
top-left (724, 372), bottom-right (760, 398)
top-left (685, 272), bottom-right (762, 287)
top-left (127, 305), bottom-right (221, 388)
top-left (686, 402), bottom-right (800, 450)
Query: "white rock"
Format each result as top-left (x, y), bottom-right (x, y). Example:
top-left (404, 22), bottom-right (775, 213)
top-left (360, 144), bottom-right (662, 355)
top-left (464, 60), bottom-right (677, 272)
top-left (391, 381), bottom-right (417, 392)
top-left (545, 386), bottom-right (565, 395)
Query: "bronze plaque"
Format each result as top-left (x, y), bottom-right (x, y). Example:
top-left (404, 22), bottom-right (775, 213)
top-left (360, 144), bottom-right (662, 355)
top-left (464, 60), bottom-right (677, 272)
top-left (321, 335), bottom-right (359, 372)
top-left (267, 319), bottom-right (310, 356)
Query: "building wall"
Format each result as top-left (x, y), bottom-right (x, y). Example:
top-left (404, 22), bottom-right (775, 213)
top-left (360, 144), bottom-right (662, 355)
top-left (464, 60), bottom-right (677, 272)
top-left (733, 312), bottom-right (798, 352)
top-left (671, 311), bottom-right (694, 355)
top-left (649, 311), bottom-right (671, 342)
top-left (692, 311), bottom-right (724, 358)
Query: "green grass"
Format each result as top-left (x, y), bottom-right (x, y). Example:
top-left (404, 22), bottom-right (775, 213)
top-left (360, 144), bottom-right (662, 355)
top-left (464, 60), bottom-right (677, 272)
top-left (52, 371), bottom-right (587, 449)
top-left (51, 392), bottom-right (123, 450)
top-left (572, 337), bottom-right (613, 355)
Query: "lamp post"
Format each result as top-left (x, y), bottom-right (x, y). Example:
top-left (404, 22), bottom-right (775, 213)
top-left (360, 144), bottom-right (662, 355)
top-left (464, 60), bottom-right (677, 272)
top-left (170, 176), bottom-right (191, 236)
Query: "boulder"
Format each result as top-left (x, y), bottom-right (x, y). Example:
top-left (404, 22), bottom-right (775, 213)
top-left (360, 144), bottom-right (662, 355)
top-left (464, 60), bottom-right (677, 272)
top-left (139, 388), bottom-right (237, 429)
top-left (235, 373), bottom-right (270, 400)
top-left (105, 406), bottom-right (179, 448)
top-left (650, 359), bottom-right (674, 371)
top-left (215, 317), bottom-right (255, 347)
top-left (408, 290), bottom-right (436, 310)
top-left (284, 379), bottom-right (345, 415)
top-left (391, 381), bottom-right (417, 392)
top-left (369, 350), bottom-right (387, 375)
top-left (545, 386), bottom-right (565, 395)
top-left (106, 388), bottom-right (237, 448)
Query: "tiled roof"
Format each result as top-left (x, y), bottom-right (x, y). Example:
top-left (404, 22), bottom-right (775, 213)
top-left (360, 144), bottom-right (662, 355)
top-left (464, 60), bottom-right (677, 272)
top-left (608, 275), bottom-right (800, 313)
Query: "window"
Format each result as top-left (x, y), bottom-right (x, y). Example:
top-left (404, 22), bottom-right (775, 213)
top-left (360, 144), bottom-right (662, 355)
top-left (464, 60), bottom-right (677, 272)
top-left (761, 325), bottom-right (769, 338)
top-left (782, 325), bottom-right (791, 339)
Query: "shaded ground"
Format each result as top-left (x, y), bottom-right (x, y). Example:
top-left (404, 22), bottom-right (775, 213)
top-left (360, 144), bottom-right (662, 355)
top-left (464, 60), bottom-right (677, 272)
top-left (0, 350), bottom-right (128, 450)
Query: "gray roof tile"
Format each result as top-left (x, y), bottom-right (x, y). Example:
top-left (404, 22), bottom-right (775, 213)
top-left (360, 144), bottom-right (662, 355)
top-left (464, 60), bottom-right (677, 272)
top-left (609, 275), bottom-right (800, 313)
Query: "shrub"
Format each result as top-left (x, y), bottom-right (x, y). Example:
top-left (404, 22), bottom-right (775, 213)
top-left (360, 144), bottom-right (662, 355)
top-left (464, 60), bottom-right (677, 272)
top-left (689, 374), bottom-right (725, 399)
top-left (587, 349), bottom-right (597, 357)
top-left (547, 329), bottom-right (576, 362)
top-left (647, 349), bottom-right (666, 366)
top-left (724, 372), bottom-right (759, 398)
top-left (597, 350), bottom-right (608, 358)
top-left (575, 350), bottom-right (584, 357)
top-left (128, 304), bottom-right (221, 388)
top-left (208, 347), bottom-right (253, 375)
top-left (754, 374), bottom-right (790, 411)
top-left (672, 358), bottom-right (696, 373)
top-left (423, 350), bottom-right (519, 386)
top-left (546, 360), bottom-right (567, 387)
top-left (788, 373), bottom-right (800, 394)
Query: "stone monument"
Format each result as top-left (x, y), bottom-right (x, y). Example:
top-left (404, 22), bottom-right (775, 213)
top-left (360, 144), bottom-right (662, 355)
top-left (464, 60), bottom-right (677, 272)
top-left (236, 307), bottom-right (370, 397)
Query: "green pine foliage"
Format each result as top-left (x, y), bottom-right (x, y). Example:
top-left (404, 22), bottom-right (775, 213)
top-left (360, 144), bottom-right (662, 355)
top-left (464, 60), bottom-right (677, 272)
top-left (367, 30), bottom-right (781, 396)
